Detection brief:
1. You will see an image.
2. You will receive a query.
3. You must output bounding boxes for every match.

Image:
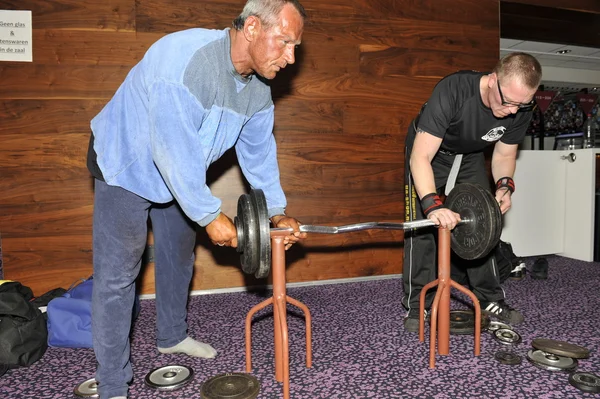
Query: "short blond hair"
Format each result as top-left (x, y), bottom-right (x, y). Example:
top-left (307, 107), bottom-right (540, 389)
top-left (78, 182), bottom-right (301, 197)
top-left (494, 52), bottom-right (542, 89)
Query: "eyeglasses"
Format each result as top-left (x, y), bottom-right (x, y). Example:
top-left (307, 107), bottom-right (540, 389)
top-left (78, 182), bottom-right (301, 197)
top-left (497, 80), bottom-right (536, 110)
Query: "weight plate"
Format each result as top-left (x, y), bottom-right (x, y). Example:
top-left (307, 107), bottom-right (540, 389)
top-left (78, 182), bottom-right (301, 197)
top-left (445, 183), bottom-right (502, 260)
top-left (487, 320), bottom-right (512, 333)
top-left (488, 188), bottom-right (504, 257)
top-left (249, 189), bottom-right (271, 279)
top-left (531, 338), bottom-right (590, 359)
top-left (144, 365), bottom-right (194, 391)
top-left (447, 309), bottom-right (490, 335)
top-left (74, 377), bottom-right (99, 398)
top-left (201, 372), bottom-right (260, 399)
top-left (493, 328), bottom-right (522, 345)
top-left (495, 351), bottom-right (522, 365)
top-left (526, 349), bottom-right (578, 372)
top-left (236, 193), bottom-right (259, 276)
top-left (569, 372), bottom-right (600, 393)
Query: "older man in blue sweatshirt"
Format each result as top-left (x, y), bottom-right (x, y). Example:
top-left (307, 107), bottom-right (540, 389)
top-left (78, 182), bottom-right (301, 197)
top-left (86, 1), bottom-right (307, 398)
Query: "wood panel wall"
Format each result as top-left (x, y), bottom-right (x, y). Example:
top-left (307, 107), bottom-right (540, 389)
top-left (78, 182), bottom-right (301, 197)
top-left (0, 0), bottom-right (500, 296)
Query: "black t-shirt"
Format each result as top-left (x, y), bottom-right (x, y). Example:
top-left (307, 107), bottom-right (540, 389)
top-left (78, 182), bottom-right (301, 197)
top-left (417, 70), bottom-right (533, 154)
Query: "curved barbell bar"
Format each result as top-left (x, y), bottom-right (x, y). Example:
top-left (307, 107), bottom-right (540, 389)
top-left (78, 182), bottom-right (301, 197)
top-left (237, 183), bottom-right (501, 278)
top-left (271, 218), bottom-right (473, 235)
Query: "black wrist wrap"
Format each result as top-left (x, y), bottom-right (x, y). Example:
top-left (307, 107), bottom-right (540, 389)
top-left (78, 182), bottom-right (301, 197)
top-left (495, 177), bottom-right (515, 194)
top-left (421, 193), bottom-right (443, 217)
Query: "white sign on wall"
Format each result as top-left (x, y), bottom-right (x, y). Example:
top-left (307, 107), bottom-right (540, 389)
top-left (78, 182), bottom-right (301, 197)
top-left (0, 10), bottom-right (32, 62)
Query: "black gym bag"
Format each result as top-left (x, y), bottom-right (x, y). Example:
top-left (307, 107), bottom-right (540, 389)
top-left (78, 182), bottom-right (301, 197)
top-left (0, 281), bottom-right (48, 370)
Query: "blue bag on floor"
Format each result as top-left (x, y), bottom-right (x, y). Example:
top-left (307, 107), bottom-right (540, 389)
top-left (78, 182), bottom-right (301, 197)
top-left (46, 277), bottom-right (94, 348)
top-left (46, 277), bottom-right (140, 348)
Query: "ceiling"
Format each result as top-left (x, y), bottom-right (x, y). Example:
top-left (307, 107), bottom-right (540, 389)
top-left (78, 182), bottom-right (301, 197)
top-left (500, 38), bottom-right (600, 93)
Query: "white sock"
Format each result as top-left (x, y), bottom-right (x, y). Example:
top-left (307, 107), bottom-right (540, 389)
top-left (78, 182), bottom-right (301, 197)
top-left (158, 337), bottom-right (217, 359)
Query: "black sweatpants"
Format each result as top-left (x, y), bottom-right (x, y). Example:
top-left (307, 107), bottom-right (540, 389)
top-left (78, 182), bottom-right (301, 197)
top-left (402, 123), bottom-right (504, 311)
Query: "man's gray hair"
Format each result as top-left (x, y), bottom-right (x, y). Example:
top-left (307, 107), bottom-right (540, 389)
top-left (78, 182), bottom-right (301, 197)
top-left (232, 0), bottom-right (306, 30)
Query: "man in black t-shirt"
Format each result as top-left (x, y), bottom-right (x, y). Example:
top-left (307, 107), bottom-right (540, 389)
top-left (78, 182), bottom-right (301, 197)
top-left (402, 53), bottom-right (542, 332)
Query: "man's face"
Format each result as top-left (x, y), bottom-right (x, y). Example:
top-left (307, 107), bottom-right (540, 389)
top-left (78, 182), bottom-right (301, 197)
top-left (247, 4), bottom-right (304, 80)
top-left (489, 73), bottom-right (537, 118)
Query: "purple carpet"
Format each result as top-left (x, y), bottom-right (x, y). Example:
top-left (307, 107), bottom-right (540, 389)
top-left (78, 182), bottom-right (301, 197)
top-left (1, 255), bottom-right (599, 398)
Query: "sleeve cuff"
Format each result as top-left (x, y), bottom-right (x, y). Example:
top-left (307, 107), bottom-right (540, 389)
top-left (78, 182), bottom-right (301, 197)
top-left (268, 207), bottom-right (286, 218)
top-left (198, 209), bottom-right (221, 227)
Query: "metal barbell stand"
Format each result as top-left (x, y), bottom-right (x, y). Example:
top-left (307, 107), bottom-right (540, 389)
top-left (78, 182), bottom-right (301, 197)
top-left (245, 229), bottom-right (312, 399)
top-left (419, 227), bottom-right (481, 368)
top-left (244, 222), bottom-right (484, 399)
top-left (245, 220), bottom-right (435, 399)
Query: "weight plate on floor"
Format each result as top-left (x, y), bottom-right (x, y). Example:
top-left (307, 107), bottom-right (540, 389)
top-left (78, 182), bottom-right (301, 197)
top-left (74, 377), bottom-right (99, 398)
top-left (445, 183), bottom-right (502, 260)
top-left (448, 309), bottom-right (490, 335)
top-left (487, 320), bottom-right (511, 333)
top-left (201, 372), bottom-right (260, 399)
top-left (144, 365), bottom-right (194, 391)
top-left (531, 338), bottom-right (590, 359)
top-left (493, 328), bottom-right (522, 345)
top-left (235, 193), bottom-right (259, 276)
top-left (494, 351), bottom-right (522, 365)
top-left (526, 349), bottom-right (578, 372)
top-left (569, 372), bottom-right (600, 393)
top-left (249, 189), bottom-right (271, 279)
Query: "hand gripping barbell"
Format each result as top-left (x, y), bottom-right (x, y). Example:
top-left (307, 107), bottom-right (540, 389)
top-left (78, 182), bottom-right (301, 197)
top-left (234, 183), bottom-right (502, 279)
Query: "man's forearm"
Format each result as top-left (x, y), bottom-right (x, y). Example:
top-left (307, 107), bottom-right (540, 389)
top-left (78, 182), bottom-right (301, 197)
top-left (410, 155), bottom-right (438, 199)
top-left (491, 155), bottom-right (516, 183)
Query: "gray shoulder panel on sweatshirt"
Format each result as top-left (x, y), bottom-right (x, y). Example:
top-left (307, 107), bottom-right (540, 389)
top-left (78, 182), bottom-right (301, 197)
top-left (183, 37), bottom-right (272, 117)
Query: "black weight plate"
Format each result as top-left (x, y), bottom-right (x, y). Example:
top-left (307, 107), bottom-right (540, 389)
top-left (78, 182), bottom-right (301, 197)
top-left (487, 185), bottom-right (503, 257)
top-left (479, 184), bottom-right (503, 261)
top-left (569, 372), bottom-right (600, 393)
top-left (526, 349), bottom-right (578, 372)
top-left (236, 193), bottom-right (259, 275)
top-left (448, 310), bottom-right (490, 335)
top-left (490, 184), bottom-right (504, 253)
top-left (495, 351), bottom-right (522, 365)
top-left (531, 338), bottom-right (590, 359)
top-left (144, 365), bottom-right (194, 391)
top-left (448, 183), bottom-right (501, 259)
top-left (494, 328), bottom-right (522, 345)
top-left (201, 372), bottom-right (260, 399)
top-left (249, 189), bottom-right (271, 279)
top-left (445, 183), bottom-right (502, 260)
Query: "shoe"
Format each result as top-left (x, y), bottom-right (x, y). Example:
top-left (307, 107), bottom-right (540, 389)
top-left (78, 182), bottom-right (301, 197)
top-left (403, 308), bottom-right (429, 333)
top-left (531, 258), bottom-right (548, 280)
top-left (480, 300), bottom-right (524, 325)
top-left (509, 259), bottom-right (526, 280)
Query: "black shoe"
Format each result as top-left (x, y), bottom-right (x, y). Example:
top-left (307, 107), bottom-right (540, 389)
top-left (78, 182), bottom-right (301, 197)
top-left (531, 258), bottom-right (548, 280)
top-left (403, 308), bottom-right (429, 333)
top-left (480, 300), bottom-right (524, 325)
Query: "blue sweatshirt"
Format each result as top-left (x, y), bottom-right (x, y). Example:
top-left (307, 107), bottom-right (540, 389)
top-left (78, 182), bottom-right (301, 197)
top-left (90, 28), bottom-right (286, 226)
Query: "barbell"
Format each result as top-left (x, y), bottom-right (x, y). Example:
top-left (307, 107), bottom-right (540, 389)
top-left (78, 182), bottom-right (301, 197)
top-left (234, 183), bottom-right (502, 279)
